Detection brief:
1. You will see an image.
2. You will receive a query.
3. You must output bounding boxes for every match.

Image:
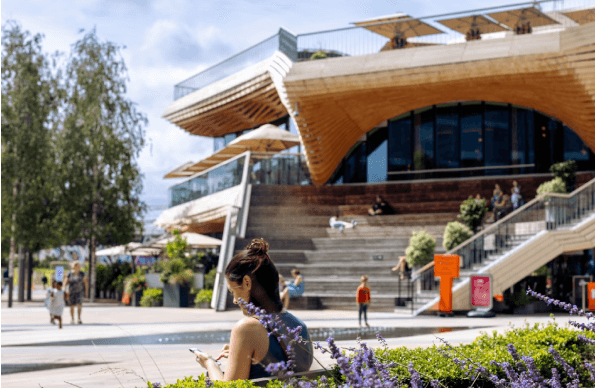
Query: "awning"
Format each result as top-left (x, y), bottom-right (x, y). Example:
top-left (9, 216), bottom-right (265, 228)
top-left (164, 124), bottom-right (300, 178)
top-left (561, 7), bottom-right (595, 25)
top-left (353, 13), bottom-right (443, 39)
top-left (437, 14), bottom-right (508, 35)
top-left (488, 7), bottom-right (559, 29)
top-left (151, 232), bottom-right (222, 249)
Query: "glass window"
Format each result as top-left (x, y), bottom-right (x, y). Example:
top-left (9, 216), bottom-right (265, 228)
top-left (512, 107), bottom-right (527, 165)
top-left (436, 104), bottom-right (459, 169)
top-left (344, 142), bottom-right (367, 183)
top-left (214, 137), bottom-right (225, 152)
top-left (484, 104), bottom-right (510, 173)
top-left (564, 125), bottom-right (590, 161)
top-left (367, 127), bottom-right (388, 183)
top-left (460, 103), bottom-right (483, 168)
top-left (224, 133), bottom-right (237, 145)
top-left (388, 116), bottom-right (412, 173)
top-left (413, 107), bottom-right (434, 172)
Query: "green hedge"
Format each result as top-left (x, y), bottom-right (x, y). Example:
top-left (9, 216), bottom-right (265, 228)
top-left (148, 321), bottom-right (594, 387)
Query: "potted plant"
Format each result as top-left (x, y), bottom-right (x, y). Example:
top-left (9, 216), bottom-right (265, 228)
top-left (459, 196), bottom-right (487, 233)
top-left (160, 231), bottom-right (195, 307)
top-left (443, 221), bottom-right (473, 251)
top-left (140, 288), bottom-right (163, 307)
top-left (194, 289), bottom-right (213, 309)
top-left (536, 177), bottom-right (567, 226)
top-left (123, 270), bottom-right (148, 307)
top-left (405, 230), bottom-right (437, 270)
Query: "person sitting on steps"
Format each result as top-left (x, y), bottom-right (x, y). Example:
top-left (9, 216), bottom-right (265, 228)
top-left (329, 214), bottom-right (357, 233)
top-left (368, 195), bottom-right (395, 216)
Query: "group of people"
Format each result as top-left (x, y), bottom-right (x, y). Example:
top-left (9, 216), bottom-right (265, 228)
top-left (489, 181), bottom-right (524, 222)
top-left (390, 36), bottom-right (407, 49)
top-left (515, 21), bottom-right (533, 35)
top-left (44, 261), bottom-right (88, 329)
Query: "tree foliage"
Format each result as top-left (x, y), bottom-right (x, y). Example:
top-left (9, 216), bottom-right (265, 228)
top-left (443, 221), bottom-right (473, 251)
top-left (1, 21), bottom-right (63, 269)
top-left (459, 196), bottom-right (487, 233)
top-left (549, 161), bottom-right (577, 192)
top-left (405, 230), bottom-right (436, 267)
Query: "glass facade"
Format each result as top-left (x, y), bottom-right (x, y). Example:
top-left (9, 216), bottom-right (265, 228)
top-left (169, 155), bottom-right (246, 207)
top-left (330, 102), bottom-right (593, 184)
top-left (249, 154), bottom-right (311, 185)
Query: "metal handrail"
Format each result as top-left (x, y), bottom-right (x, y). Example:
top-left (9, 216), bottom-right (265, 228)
top-left (411, 176), bottom-right (595, 280)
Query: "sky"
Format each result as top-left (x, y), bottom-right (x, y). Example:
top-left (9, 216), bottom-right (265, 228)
top-left (2, 0), bottom-right (514, 211)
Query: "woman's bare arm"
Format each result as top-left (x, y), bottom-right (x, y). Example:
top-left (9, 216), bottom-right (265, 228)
top-left (294, 275), bottom-right (303, 287)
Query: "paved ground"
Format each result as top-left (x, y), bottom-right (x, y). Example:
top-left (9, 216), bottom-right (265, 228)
top-left (1, 289), bottom-right (572, 388)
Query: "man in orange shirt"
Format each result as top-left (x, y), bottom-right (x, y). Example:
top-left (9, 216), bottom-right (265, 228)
top-left (356, 275), bottom-right (371, 327)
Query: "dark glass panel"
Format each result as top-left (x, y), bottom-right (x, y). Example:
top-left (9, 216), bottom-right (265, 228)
top-left (526, 110), bottom-right (535, 165)
top-left (214, 137), bottom-right (225, 152)
top-left (388, 117), bottom-right (412, 176)
top-left (367, 127), bottom-right (388, 183)
top-left (224, 132), bottom-right (237, 145)
top-left (413, 107), bottom-right (434, 178)
top-left (564, 125), bottom-right (590, 162)
top-left (460, 103), bottom-right (483, 170)
top-left (344, 142), bottom-right (367, 183)
top-left (484, 104), bottom-right (510, 174)
top-left (436, 104), bottom-right (460, 171)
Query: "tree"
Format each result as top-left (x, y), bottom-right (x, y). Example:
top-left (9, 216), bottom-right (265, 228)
top-left (459, 196), bottom-right (487, 233)
top-left (1, 21), bottom-right (63, 301)
top-left (57, 29), bottom-right (147, 302)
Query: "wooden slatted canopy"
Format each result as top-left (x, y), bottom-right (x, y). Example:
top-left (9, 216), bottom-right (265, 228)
top-left (162, 57), bottom-right (289, 138)
top-left (164, 124), bottom-right (299, 178)
top-left (488, 7), bottom-right (559, 29)
top-left (283, 22), bottom-right (595, 186)
top-left (353, 13), bottom-right (443, 39)
top-left (562, 7), bottom-right (595, 25)
top-left (437, 14), bottom-right (509, 34)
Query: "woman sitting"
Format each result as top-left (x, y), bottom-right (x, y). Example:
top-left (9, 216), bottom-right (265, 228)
top-left (281, 269), bottom-right (305, 309)
top-left (193, 239), bottom-right (313, 380)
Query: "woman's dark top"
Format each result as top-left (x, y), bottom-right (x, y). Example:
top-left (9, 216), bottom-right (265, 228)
top-left (248, 311), bottom-right (313, 379)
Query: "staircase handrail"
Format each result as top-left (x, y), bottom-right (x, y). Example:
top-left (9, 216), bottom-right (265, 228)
top-left (411, 177), bottom-right (595, 280)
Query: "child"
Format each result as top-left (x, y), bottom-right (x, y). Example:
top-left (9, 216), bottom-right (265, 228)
top-left (48, 281), bottom-right (65, 329)
top-left (356, 275), bottom-right (371, 327)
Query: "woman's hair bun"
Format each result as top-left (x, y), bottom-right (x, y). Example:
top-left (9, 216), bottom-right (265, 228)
top-left (246, 238), bottom-right (269, 256)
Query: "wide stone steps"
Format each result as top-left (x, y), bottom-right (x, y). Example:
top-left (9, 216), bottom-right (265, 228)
top-left (276, 262), bottom-right (404, 278)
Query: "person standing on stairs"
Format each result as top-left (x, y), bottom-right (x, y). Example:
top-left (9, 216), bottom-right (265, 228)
top-left (356, 275), bottom-right (371, 327)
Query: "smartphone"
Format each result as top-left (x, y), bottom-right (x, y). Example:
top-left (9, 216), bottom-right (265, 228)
top-left (189, 347), bottom-right (205, 355)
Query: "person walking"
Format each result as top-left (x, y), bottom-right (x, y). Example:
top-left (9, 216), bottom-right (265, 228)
top-left (63, 261), bottom-right (88, 325)
top-left (42, 274), bottom-right (48, 290)
top-left (280, 269), bottom-right (304, 309)
top-left (356, 275), bottom-right (371, 327)
top-left (47, 281), bottom-right (65, 329)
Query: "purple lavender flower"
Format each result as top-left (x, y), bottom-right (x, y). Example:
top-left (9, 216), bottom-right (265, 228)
top-left (204, 376), bottom-right (213, 388)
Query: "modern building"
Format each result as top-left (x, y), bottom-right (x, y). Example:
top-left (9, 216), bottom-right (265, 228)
top-left (156, 0), bottom-right (595, 313)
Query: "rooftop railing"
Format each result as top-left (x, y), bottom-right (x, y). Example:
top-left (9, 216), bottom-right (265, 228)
top-left (173, 0), bottom-right (592, 100)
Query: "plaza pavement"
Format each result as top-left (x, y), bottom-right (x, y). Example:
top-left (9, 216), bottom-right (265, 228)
top-left (1, 289), bottom-right (572, 388)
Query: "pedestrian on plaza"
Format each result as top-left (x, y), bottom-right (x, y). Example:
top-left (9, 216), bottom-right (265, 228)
top-left (280, 269), bottom-right (305, 309)
top-left (192, 238), bottom-right (313, 381)
top-left (63, 261), bottom-right (88, 325)
top-left (42, 274), bottom-right (48, 290)
top-left (2, 268), bottom-right (8, 294)
top-left (47, 281), bottom-right (65, 329)
top-left (356, 275), bottom-right (371, 327)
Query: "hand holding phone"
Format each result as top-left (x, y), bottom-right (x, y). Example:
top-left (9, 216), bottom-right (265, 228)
top-left (189, 348), bottom-right (208, 357)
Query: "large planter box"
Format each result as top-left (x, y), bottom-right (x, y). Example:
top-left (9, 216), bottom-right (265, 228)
top-left (131, 290), bottom-right (144, 307)
top-left (163, 283), bottom-right (190, 308)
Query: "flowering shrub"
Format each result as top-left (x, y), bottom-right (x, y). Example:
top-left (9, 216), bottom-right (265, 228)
top-left (169, 268), bottom-right (194, 287)
top-left (149, 291), bottom-right (595, 387)
top-left (140, 288), bottom-right (163, 307)
top-left (405, 230), bottom-right (436, 267)
top-left (443, 221), bottom-right (473, 251)
top-left (124, 271), bottom-right (147, 296)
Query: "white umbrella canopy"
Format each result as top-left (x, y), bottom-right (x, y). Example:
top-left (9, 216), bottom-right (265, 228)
top-left (96, 242), bottom-right (142, 256)
top-left (152, 232), bottom-right (222, 249)
top-left (353, 13), bottom-right (443, 39)
top-left (226, 124), bottom-right (301, 153)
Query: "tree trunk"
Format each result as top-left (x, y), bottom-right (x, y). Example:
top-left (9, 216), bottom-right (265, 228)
top-left (26, 249), bottom-right (33, 301)
top-left (8, 178), bottom-right (18, 308)
top-left (89, 163), bottom-right (98, 303)
top-left (17, 245), bottom-right (25, 302)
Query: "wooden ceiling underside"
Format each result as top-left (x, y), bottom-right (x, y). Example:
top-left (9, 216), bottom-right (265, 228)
top-left (285, 27), bottom-right (595, 186)
top-left (163, 73), bottom-right (288, 137)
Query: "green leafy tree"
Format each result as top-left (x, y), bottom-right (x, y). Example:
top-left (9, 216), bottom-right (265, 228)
top-left (1, 21), bottom-right (63, 289)
top-left (443, 221), bottom-right (473, 251)
top-left (57, 29), bottom-right (147, 302)
top-left (405, 230), bottom-right (436, 267)
top-left (536, 177), bottom-right (567, 198)
top-left (459, 196), bottom-right (487, 233)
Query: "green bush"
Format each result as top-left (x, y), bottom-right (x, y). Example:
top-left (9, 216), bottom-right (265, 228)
top-left (140, 288), bottom-right (163, 307)
top-left (405, 230), bottom-right (436, 267)
top-left (160, 258), bottom-right (190, 284)
top-left (123, 269), bottom-right (147, 296)
top-left (194, 289), bottom-right (213, 306)
top-left (443, 221), bottom-right (472, 251)
top-left (550, 160), bottom-right (577, 191)
top-left (459, 196), bottom-right (487, 233)
top-left (204, 267), bottom-right (217, 290)
top-left (536, 177), bottom-right (567, 198)
top-left (309, 50), bottom-right (327, 60)
top-left (375, 322), bottom-right (595, 387)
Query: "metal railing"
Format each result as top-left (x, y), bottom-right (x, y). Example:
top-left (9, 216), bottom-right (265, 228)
top-left (173, 28), bottom-right (297, 100)
top-left (411, 177), bottom-right (595, 298)
top-left (249, 153), bottom-right (312, 186)
top-left (172, 0), bottom-right (592, 100)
